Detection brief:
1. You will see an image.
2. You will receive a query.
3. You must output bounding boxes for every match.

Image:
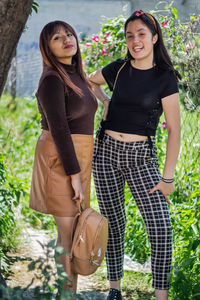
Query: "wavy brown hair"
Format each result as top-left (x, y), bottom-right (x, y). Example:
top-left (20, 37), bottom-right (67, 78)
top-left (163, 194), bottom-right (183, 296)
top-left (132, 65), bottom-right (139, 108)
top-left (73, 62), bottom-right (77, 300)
top-left (39, 21), bottom-right (89, 96)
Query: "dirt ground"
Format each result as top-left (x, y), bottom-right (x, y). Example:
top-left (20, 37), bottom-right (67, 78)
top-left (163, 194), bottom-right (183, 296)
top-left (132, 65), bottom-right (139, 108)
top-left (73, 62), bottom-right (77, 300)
top-left (6, 227), bottom-right (107, 299)
top-left (6, 226), bottom-right (152, 299)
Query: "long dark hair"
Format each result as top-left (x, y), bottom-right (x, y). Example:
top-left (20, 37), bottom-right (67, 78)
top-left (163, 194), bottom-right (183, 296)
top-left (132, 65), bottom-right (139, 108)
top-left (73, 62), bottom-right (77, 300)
top-left (124, 11), bottom-right (181, 80)
top-left (39, 21), bottom-right (90, 96)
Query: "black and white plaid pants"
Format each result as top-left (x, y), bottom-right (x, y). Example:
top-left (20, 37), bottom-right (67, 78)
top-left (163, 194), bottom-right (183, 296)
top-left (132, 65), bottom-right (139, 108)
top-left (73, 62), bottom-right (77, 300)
top-left (92, 131), bottom-right (172, 290)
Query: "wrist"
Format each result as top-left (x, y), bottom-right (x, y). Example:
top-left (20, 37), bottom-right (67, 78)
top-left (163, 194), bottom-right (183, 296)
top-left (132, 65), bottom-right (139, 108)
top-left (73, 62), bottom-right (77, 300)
top-left (71, 173), bottom-right (80, 179)
top-left (161, 176), bottom-right (174, 183)
top-left (162, 172), bottom-right (174, 180)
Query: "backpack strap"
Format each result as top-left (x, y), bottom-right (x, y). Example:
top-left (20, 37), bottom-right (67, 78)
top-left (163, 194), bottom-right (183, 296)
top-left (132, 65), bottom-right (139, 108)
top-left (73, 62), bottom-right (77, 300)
top-left (70, 206), bottom-right (93, 260)
top-left (113, 61), bottom-right (127, 90)
top-left (70, 200), bottom-right (84, 242)
top-left (75, 200), bottom-right (85, 213)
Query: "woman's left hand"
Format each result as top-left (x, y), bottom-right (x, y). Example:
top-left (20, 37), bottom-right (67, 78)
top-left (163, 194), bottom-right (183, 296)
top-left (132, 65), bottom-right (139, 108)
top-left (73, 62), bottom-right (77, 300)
top-left (148, 181), bottom-right (175, 205)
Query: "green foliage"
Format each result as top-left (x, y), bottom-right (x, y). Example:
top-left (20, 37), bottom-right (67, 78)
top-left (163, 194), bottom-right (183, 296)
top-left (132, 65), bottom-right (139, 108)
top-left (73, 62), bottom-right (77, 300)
top-left (155, 3), bottom-right (200, 111)
top-left (81, 4), bottom-right (200, 112)
top-left (124, 185), bottom-right (150, 264)
top-left (169, 198), bottom-right (200, 299)
top-left (0, 153), bottom-right (24, 272)
top-left (0, 241), bottom-right (79, 299)
top-left (30, 1), bottom-right (39, 15)
top-left (81, 15), bottom-right (127, 132)
top-left (0, 95), bottom-right (56, 232)
top-left (81, 15), bottom-right (126, 74)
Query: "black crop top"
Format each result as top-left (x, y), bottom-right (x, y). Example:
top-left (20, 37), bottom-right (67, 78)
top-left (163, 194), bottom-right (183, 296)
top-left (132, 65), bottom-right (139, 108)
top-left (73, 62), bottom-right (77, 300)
top-left (102, 59), bottom-right (179, 137)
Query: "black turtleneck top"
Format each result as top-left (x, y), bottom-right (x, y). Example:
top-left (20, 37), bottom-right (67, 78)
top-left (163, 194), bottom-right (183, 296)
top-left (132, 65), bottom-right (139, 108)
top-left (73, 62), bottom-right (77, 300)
top-left (102, 59), bottom-right (178, 137)
top-left (36, 63), bottom-right (98, 176)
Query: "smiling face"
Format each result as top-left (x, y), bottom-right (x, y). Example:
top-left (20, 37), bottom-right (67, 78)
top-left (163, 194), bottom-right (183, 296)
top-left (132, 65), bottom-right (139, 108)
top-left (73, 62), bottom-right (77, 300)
top-left (49, 26), bottom-right (77, 64)
top-left (125, 19), bottom-right (158, 66)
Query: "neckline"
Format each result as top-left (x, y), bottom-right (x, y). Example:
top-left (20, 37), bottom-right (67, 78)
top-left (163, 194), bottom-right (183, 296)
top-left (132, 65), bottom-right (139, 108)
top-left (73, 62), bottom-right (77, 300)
top-left (129, 60), bottom-right (156, 71)
top-left (60, 61), bottom-right (76, 74)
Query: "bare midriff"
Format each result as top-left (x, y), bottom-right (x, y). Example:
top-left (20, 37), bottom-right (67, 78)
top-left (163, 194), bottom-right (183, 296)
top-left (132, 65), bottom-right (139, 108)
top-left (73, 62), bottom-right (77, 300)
top-left (105, 130), bottom-right (154, 142)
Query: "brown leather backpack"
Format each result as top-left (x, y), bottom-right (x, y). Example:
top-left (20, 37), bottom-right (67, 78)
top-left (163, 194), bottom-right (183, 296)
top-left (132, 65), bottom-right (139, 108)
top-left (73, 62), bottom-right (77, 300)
top-left (70, 202), bottom-right (108, 275)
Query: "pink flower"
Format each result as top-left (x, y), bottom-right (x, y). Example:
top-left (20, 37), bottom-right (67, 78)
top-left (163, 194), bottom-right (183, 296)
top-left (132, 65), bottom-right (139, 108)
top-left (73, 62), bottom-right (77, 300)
top-left (135, 10), bottom-right (144, 17)
top-left (92, 36), bottom-right (100, 42)
top-left (105, 32), bottom-right (110, 36)
top-left (162, 22), bottom-right (167, 27)
top-left (103, 38), bottom-right (107, 44)
top-left (101, 47), bottom-right (106, 55)
top-left (162, 122), bottom-right (167, 129)
top-left (85, 43), bottom-right (91, 47)
top-left (185, 42), bottom-right (194, 53)
top-left (188, 41), bottom-right (194, 49)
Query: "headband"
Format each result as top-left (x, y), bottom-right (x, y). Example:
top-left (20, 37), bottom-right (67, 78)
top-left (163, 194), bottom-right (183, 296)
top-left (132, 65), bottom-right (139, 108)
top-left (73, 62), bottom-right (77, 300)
top-left (134, 10), bottom-right (157, 32)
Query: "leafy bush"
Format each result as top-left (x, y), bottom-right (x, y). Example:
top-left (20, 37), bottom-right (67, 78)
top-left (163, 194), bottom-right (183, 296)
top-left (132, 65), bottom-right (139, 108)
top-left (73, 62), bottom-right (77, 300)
top-left (0, 153), bottom-right (24, 272)
top-left (157, 4), bottom-right (200, 111)
top-left (169, 197), bottom-right (200, 299)
top-left (0, 95), bottom-right (56, 232)
top-left (124, 185), bottom-right (150, 264)
top-left (81, 14), bottom-right (127, 131)
top-left (0, 241), bottom-right (78, 299)
top-left (81, 4), bottom-right (200, 112)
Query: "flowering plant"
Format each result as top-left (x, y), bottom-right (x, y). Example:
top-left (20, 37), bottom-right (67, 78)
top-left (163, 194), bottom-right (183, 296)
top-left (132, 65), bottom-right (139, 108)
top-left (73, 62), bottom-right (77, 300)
top-left (162, 21), bottom-right (167, 27)
top-left (162, 122), bottom-right (167, 129)
top-left (158, 4), bottom-right (200, 111)
top-left (81, 15), bottom-right (126, 74)
top-left (81, 3), bottom-right (200, 112)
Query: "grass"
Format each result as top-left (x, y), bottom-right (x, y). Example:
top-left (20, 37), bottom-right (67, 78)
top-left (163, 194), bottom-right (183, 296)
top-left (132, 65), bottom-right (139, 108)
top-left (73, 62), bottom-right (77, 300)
top-left (0, 94), bottom-right (56, 231)
top-left (0, 94), bottom-right (40, 180)
top-left (91, 259), bottom-right (154, 300)
top-left (90, 259), bottom-right (178, 299)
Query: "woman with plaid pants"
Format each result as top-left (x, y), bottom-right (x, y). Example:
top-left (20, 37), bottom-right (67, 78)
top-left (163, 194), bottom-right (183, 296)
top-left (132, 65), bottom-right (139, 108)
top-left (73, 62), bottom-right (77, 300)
top-left (89, 10), bottom-right (181, 300)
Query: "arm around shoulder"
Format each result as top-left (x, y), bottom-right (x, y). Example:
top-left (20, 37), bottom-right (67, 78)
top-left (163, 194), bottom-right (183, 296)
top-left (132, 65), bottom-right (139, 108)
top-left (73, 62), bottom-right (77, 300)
top-left (88, 70), bottom-right (110, 105)
top-left (88, 69), bottom-right (107, 85)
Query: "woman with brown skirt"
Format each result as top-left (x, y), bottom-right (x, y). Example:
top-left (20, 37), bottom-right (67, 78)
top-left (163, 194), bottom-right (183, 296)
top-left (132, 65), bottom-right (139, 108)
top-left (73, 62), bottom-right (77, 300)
top-left (29, 21), bottom-right (97, 294)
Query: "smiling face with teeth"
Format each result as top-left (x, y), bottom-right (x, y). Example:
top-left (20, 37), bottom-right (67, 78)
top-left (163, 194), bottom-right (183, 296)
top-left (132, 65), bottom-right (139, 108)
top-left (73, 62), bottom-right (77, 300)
top-left (125, 19), bottom-right (158, 69)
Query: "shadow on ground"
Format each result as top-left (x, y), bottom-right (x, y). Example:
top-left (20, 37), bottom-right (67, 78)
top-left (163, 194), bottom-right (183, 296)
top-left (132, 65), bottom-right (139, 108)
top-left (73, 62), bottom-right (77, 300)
top-left (79, 290), bottom-right (107, 299)
top-left (124, 288), bottom-right (155, 300)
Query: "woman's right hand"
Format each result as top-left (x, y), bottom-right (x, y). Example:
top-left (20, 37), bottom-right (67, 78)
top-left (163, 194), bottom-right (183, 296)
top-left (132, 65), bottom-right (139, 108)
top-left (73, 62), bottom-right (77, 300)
top-left (70, 173), bottom-right (84, 202)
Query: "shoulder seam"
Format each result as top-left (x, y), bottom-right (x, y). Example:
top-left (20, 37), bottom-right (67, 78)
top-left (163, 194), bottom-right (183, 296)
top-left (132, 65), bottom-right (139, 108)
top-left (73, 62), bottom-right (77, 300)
top-left (36, 71), bottom-right (65, 97)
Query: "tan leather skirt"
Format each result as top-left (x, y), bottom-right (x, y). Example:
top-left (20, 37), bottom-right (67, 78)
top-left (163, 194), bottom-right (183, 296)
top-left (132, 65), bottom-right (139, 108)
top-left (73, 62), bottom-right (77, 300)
top-left (30, 130), bottom-right (93, 217)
